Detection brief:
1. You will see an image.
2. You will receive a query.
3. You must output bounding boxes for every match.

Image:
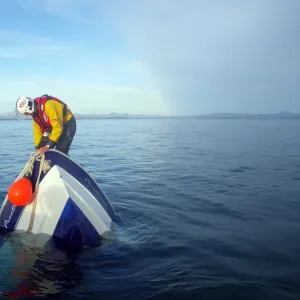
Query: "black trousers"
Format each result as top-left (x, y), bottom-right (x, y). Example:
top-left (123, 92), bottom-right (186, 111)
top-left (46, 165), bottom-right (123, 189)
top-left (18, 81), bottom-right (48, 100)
top-left (38, 116), bottom-right (76, 155)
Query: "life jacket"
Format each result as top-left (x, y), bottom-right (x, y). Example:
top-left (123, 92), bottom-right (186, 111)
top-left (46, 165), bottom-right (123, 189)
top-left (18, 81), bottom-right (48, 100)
top-left (33, 94), bottom-right (70, 132)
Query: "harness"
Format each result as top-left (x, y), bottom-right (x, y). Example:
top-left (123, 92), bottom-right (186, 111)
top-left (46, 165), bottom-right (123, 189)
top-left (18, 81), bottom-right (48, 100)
top-left (33, 94), bottom-right (70, 132)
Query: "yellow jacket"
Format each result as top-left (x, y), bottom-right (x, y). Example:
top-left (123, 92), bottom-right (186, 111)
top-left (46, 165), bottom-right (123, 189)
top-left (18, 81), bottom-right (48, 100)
top-left (33, 99), bottom-right (73, 147)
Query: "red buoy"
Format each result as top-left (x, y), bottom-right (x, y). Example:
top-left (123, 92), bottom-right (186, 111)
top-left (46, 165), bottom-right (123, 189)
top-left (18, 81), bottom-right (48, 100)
top-left (8, 177), bottom-right (33, 206)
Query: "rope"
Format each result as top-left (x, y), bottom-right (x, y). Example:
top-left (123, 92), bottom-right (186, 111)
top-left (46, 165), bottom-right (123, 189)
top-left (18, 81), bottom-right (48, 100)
top-left (26, 153), bottom-right (45, 234)
top-left (8, 151), bottom-right (51, 236)
top-left (21, 151), bottom-right (51, 179)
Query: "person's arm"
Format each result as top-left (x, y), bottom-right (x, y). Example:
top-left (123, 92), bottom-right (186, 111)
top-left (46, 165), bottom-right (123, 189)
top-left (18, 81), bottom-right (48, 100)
top-left (32, 119), bottom-right (43, 149)
top-left (44, 100), bottom-right (64, 148)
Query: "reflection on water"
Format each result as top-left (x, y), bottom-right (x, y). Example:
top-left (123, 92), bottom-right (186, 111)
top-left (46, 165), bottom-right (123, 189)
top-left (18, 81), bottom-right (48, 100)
top-left (0, 232), bottom-right (84, 298)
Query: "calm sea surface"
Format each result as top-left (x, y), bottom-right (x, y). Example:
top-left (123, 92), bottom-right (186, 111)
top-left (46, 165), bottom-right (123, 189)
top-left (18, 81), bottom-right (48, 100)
top-left (0, 118), bottom-right (299, 299)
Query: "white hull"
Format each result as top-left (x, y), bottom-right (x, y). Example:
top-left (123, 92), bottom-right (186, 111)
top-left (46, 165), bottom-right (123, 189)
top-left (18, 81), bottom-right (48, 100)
top-left (0, 150), bottom-right (121, 248)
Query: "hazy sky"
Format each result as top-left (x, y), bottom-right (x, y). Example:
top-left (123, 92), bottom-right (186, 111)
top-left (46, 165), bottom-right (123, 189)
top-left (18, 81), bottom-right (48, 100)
top-left (0, 0), bottom-right (299, 115)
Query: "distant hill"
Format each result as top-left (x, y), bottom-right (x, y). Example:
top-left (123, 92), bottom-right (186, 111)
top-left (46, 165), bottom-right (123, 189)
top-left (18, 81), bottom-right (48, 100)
top-left (0, 111), bottom-right (300, 120)
top-left (190, 111), bottom-right (300, 119)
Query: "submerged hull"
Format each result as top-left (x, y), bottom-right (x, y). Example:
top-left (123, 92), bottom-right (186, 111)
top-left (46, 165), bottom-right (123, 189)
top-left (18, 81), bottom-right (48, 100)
top-left (0, 150), bottom-right (121, 248)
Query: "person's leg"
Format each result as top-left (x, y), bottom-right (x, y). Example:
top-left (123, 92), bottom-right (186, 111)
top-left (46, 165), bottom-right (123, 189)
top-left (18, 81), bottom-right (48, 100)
top-left (55, 117), bottom-right (77, 155)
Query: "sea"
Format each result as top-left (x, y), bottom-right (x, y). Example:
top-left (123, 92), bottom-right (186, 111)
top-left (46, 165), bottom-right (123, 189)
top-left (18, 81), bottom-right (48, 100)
top-left (0, 118), bottom-right (299, 300)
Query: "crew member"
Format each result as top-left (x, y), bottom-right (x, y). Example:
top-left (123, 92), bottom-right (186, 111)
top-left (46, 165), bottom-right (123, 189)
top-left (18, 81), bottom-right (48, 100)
top-left (16, 94), bottom-right (76, 156)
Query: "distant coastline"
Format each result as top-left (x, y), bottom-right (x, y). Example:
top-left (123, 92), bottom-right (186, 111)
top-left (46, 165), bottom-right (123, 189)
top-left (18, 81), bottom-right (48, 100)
top-left (0, 111), bottom-right (299, 120)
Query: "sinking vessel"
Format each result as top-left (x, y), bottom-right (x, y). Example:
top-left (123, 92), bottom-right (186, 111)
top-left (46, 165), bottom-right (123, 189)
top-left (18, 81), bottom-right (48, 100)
top-left (0, 149), bottom-right (121, 248)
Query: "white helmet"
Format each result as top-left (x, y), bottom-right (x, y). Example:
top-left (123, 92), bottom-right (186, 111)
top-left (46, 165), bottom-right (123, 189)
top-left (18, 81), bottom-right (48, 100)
top-left (16, 96), bottom-right (35, 114)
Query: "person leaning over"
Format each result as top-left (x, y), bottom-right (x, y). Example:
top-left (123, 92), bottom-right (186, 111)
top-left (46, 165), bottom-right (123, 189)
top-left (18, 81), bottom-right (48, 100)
top-left (16, 94), bottom-right (76, 156)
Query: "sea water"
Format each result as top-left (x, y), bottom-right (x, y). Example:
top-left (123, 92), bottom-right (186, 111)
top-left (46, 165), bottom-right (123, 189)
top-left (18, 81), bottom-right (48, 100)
top-left (0, 118), bottom-right (299, 299)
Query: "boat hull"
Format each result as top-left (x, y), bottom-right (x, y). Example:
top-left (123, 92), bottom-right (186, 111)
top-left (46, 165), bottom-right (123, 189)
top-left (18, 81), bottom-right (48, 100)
top-left (0, 150), bottom-right (120, 248)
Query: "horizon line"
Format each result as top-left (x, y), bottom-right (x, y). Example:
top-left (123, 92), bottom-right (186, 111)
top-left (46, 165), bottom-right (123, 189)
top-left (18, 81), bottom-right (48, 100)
top-left (0, 111), bottom-right (300, 120)
top-left (0, 111), bottom-right (300, 117)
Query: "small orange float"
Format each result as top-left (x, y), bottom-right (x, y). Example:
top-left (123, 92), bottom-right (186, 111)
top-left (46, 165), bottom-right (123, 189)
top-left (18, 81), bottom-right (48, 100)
top-left (8, 177), bottom-right (33, 206)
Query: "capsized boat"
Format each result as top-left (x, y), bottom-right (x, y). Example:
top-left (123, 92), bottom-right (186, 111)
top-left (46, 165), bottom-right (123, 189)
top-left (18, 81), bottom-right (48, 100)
top-left (0, 149), bottom-right (122, 248)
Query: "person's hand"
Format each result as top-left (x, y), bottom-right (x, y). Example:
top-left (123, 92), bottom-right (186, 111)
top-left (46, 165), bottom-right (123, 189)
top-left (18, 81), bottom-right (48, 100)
top-left (36, 145), bottom-right (49, 157)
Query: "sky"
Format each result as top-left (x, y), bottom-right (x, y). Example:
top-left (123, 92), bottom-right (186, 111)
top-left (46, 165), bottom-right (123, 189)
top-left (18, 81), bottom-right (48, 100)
top-left (0, 0), bottom-right (299, 115)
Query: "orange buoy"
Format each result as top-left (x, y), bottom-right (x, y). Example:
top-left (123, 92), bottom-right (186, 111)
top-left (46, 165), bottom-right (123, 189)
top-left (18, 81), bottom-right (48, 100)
top-left (8, 177), bottom-right (33, 206)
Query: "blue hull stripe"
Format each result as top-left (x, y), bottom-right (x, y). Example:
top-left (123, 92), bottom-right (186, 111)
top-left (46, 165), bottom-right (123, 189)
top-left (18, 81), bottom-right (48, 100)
top-left (0, 204), bottom-right (24, 232)
top-left (53, 197), bottom-right (102, 247)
